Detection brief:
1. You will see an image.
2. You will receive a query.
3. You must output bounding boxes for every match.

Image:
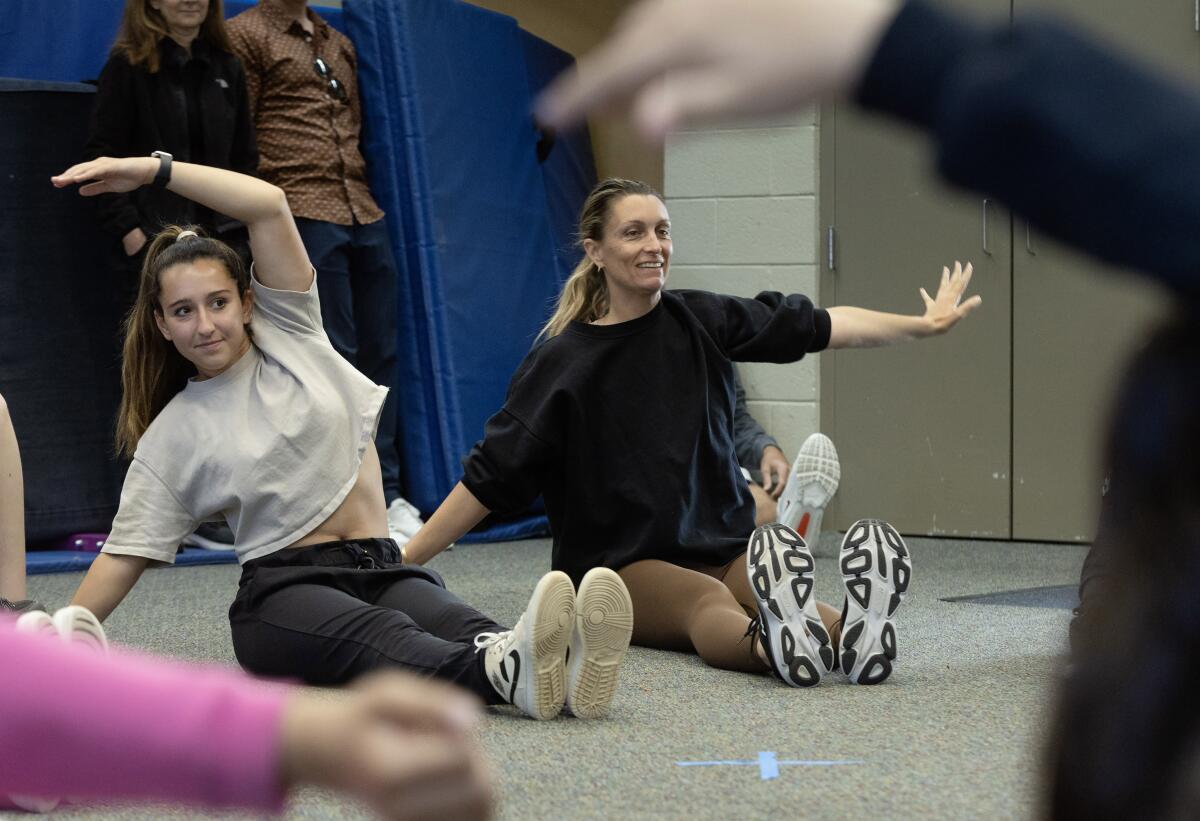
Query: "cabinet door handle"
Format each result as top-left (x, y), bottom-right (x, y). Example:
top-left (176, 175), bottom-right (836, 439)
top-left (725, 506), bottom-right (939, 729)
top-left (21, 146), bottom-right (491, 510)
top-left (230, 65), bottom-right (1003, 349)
top-left (1195, 0), bottom-right (1198, 33)
top-left (827, 226), bottom-right (836, 271)
top-left (981, 198), bottom-right (992, 255)
top-left (1026, 221), bottom-right (1035, 255)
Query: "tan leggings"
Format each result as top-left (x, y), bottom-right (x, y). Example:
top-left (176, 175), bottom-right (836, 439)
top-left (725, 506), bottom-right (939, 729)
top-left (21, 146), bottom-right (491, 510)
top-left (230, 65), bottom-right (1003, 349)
top-left (617, 551), bottom-right (840, 674)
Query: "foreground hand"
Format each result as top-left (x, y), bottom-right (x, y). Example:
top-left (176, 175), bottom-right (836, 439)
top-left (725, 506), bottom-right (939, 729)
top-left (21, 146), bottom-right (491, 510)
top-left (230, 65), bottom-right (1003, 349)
top-left (759, 446), bottom-right (791, 499)
top-left (536, 0), bottom-right (899, 138)
top-left (51, 157), bottom-right (157, 196)
top-left (920, 261), bottom-right (982, 334)
top-left (280, 672), bottom-right (492, 821)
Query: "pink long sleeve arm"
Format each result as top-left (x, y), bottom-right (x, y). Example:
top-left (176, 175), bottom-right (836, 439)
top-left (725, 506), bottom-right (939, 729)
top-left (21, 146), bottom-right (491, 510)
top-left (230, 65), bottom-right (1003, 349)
top-left (0, 623), bottom-right (288, 812)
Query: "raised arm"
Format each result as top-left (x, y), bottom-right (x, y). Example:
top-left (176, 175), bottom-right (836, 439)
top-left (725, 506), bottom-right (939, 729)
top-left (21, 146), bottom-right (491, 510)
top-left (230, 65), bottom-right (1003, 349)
top-left (51, 157), bottom-right (312, 292)
top-left (827, 260), bottom-right (980, 349)
top-left (403, 483), bottom-right (491, 566)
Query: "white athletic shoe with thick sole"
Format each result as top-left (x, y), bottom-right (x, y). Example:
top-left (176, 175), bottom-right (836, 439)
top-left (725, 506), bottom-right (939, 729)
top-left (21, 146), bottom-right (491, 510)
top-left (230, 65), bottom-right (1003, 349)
top-left (776, 433), bottom-right (841, 545)
top-left (838, 519), bottom-right (912, 685)
top-left (746, 523), bottom-right (834, 687)
top-left (565, 567), bottom-right (633, 718)
top-left (386, 497), bottom-right (425, 543)
top-left (53, 605), bottom-right (109, 654)
top-left (476, 571), bottom-right (575, 720)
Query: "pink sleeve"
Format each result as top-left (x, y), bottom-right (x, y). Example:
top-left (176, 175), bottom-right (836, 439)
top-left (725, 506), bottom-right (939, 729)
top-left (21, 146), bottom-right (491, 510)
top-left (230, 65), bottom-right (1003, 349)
top-left (0, 622), bottom-right (289, 812)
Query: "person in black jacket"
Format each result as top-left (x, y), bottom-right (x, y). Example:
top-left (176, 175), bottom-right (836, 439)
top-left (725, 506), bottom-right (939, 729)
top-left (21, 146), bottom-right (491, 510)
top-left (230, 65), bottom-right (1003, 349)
top-left (404, 177), bottom-right (980, 688)
top-left (85, 0), bottom-right (256, 306)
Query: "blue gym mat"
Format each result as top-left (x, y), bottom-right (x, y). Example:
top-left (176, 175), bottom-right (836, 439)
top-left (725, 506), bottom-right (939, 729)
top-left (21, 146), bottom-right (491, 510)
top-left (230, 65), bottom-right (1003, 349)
top-left (26, 548), bottom-right (237, 576)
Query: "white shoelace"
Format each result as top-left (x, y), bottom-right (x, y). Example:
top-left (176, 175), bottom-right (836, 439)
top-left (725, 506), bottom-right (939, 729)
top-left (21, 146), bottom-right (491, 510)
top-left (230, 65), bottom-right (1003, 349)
top-left (473, 630), bottom-right (512, 652)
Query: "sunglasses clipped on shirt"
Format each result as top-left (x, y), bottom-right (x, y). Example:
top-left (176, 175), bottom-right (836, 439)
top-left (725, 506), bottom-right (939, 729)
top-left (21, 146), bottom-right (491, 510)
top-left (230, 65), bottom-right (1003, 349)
top-left (313, 57), bottom-right (349, 103)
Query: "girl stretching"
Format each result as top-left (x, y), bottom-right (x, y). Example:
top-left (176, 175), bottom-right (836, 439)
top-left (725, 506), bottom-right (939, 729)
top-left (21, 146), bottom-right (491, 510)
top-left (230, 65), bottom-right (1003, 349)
top-left (52, 157), bottom-right (632, 720)
top-left (404, 178), bottom-right (979, 686)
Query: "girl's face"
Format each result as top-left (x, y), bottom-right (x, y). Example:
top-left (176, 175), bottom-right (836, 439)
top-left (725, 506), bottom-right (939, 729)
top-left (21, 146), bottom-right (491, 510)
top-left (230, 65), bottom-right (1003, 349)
top-left (585, 194), bottom-right (672, 298)
top-left (149, 0), bottom-right (209, 34)
top-left (154, 258), bottom-right (253, 381)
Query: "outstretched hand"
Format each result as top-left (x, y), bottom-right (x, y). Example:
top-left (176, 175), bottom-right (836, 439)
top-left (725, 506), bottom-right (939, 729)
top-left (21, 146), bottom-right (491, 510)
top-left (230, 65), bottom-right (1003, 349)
top-left (51, 157), bottom-right (157, 196)
top-left (280, 671), bottom-right (493, 821)
top-left (536, 0), bottom-right (899, 138)
top-left (920, 261), bottom-right (982, 334)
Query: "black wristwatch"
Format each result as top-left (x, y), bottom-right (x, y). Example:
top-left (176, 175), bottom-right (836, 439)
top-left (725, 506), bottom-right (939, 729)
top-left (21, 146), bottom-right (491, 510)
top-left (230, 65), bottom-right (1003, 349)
top-left (151, 150), bottom-right (173, 189)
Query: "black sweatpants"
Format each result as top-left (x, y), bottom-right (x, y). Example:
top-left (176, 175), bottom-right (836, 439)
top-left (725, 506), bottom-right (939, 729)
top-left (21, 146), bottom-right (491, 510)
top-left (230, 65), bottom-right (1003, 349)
top-left (229, 538), bottom-right (505, 703)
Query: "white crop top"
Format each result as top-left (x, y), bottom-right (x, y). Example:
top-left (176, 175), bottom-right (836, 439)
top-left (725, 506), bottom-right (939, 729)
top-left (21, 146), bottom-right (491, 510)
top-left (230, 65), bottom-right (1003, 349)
top-left (102, 270), bottom-right (387, 565)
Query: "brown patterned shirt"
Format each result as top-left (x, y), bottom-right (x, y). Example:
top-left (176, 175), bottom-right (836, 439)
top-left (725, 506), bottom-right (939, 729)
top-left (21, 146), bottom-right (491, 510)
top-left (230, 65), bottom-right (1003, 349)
top-left (228, 1), bottom-right (383, 225)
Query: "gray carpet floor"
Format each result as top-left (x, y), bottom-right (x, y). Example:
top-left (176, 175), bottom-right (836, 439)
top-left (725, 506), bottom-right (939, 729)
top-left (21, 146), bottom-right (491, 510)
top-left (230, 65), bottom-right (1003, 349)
top-left (10, 532), bottom-right (1087, 820)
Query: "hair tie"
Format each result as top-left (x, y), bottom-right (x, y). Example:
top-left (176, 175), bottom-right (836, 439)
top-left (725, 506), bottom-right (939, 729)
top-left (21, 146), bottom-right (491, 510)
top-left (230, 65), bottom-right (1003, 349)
top-left (176, 230), bottom-right (199, 242)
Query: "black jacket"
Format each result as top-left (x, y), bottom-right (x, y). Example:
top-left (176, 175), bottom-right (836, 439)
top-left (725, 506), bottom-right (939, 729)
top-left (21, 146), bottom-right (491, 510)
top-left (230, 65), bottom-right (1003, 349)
top-left (84, 37), bottom-right (257, 242)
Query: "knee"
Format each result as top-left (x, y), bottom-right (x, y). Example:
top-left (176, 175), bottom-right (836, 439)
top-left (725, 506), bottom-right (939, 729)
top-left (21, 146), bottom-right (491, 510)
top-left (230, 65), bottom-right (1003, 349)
top-left (754, 495), bottom-right (777, 527)
top-left (0, 392), bottom-right (9, 427)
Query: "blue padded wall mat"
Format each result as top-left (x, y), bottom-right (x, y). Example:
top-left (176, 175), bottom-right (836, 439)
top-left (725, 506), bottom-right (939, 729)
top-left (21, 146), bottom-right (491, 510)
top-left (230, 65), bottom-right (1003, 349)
top-left (0, 1), bottom-right (343, 84)
top-left (348, 0), bottom-right (596, 541)
top-left (27, 548), bottom-right (237, 576)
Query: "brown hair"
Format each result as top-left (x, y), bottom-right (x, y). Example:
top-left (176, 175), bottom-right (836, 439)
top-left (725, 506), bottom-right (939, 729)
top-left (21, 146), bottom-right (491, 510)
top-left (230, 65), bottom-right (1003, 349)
top-left (116, 225), bottom-right (250, 457)
top-left (539, 178), bottom-right (663, 340)
top-left (111, 0), bottom-right (234, 73)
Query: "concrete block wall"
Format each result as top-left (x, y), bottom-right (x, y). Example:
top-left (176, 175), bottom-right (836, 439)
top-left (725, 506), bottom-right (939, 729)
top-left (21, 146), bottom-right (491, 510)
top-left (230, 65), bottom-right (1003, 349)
top-left (664, 111), bottom-right (821, 462)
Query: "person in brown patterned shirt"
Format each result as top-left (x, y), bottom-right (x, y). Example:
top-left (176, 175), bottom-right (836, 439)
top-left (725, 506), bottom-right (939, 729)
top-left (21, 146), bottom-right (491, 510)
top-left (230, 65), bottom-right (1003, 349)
top-left (228, 0), bottom-right (424, 544)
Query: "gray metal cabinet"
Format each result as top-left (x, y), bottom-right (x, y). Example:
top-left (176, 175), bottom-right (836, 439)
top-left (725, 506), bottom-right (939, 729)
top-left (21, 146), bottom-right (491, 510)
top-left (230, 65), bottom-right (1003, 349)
top-left (819, 0), bottom-right (1187, 542)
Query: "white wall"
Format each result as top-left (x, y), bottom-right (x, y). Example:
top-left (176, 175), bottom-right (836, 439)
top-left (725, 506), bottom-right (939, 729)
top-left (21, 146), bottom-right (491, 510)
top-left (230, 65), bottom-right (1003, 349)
top-left (664, 110), bottom-right (821, 459)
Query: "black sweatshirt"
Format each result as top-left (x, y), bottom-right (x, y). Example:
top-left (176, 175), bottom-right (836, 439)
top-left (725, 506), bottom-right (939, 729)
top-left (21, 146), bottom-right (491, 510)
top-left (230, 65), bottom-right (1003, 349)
top-left (858, 0), bottom-right (1200, 297)
top-left (462, 290), bottom-right (830, 585)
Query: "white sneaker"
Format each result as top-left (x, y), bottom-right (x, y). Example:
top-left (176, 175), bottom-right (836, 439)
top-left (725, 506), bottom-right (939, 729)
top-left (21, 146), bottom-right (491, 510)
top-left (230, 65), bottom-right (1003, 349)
top-left (475, 571), bottom-right (575, 720)
top-left (53, 606), bottom-right (109, 655)
top-left (387, 497), bottom-right (425, 542)
top-left (776, 433), bottom-right (841, 544)
top-left (746, 523), bottom-right (833, 687)
top-left (566, 568), bottom-right (633, 719)
top-left (838, 519), bottom-right (911, 685)
top-left (14, 609), bottom-right (56, 638)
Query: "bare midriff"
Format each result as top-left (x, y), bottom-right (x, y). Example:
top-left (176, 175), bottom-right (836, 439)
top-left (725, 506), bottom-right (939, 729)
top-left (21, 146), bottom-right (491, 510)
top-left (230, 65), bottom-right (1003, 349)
top-left (286, 445), bottom-right (390, 548)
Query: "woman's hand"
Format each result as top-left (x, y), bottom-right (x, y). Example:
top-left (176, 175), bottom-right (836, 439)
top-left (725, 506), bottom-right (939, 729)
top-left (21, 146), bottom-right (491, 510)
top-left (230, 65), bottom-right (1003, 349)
top-left (536, 0), bottom-right (899, 138)
top-left (920, 261), bottom-right (982, 335)
top-left (279, 672), bottom-right (493, 821)
top-left (759, 445), bottom-right (791, 499)
top-left (52, 157), bottom-right (157, 196)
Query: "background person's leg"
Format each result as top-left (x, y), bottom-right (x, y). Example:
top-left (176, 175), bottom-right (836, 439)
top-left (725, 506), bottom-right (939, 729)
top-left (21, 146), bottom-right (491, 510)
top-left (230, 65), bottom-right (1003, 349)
top-left (748, 482), bottom-right (777, 527)
top-left (0, 394), bottom-right (26, 602)
top-left (294, 218), bottom-right (358, 363)
top-left (350, 219), bottom-right (403, 505)
top-left (618, 559), bottom-right (767, 673)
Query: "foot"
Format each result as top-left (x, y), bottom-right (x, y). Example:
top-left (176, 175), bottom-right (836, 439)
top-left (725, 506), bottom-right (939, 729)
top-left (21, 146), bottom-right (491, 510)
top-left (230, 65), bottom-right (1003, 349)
top-left (476, 571), bottom-right (575, 720)
top-left (566, 567), bottom-right (633, 718)
top-left (386, 497), bottom-right (425, 542)
top-left (776, 433), bottom-right (840, 544)
top-left (838, 519), bottom-right (911, 685)
top-left (0, 597), bottom-right (48, 616)
top-left (746, 523), bottom-right (834, 687)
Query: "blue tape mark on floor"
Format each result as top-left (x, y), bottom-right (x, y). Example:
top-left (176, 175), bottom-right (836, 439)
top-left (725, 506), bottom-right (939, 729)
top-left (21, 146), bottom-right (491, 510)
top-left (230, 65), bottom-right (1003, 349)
top-left (677, 753), bottom-right (864, 780)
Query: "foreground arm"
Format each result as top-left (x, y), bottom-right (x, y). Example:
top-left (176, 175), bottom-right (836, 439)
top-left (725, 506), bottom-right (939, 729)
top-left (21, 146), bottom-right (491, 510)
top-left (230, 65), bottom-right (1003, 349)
top-left (827, 261), bottom-right (980, 349)
top-left (70, 553), bottom-right (149, 623)
top-left (404, 483), bottom-right (490, 566)
top-left (51, 157), bottom-right (311, 292)
top-left (0, 627), bottom-right (491, 819)
top-left (540, 0), bottom-right (1200, 292)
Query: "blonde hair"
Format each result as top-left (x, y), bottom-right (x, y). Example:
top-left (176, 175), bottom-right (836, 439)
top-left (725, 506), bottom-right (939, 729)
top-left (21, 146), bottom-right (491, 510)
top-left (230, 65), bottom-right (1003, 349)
top-left (111, 0), bottom-right (234, 73)
top-left (115, 225), bottom-right (250, 458)
top-left (539, 178), bottom-right (663, 340)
